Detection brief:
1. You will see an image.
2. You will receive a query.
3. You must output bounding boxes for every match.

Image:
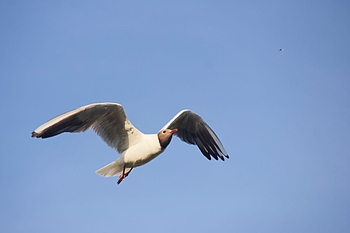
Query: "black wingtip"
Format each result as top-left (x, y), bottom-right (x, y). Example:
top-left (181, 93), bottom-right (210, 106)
top-left (32, 131), bottom-right (44, 138)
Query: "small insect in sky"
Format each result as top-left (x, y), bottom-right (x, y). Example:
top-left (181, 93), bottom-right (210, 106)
top-left (279, 48), bottom-right (284, 52)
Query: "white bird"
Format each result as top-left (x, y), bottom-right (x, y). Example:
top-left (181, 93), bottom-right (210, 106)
top-left (32, 102), bottom-right (229, 184)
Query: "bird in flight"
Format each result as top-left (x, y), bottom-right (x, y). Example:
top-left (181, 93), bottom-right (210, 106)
top-left (32, 102), bottom-right (229, 184)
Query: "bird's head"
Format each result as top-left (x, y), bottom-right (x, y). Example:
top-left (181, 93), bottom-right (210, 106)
top-left (158, 128), bottom-right (178, 148)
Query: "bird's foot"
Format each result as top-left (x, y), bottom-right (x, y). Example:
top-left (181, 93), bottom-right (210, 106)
top-left (117, 174), bottom-right (126, 184)
top-left (117, 167), bottom-right (133, 185)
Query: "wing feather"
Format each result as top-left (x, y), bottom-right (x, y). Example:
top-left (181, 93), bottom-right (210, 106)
top-left (161, 110), bottom-right (229, 161)
top-left (32, 102), bottom-right (143, 153)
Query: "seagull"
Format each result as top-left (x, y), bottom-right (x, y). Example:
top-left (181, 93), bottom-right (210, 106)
top-left (32, 102), bottom-right (229, 184)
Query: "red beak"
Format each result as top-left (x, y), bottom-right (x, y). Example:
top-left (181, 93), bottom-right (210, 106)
top-left (170, 128), bottom-right (178, 134)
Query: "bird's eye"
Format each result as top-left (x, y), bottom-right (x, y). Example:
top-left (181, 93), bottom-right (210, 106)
top-left (162, 130), bottom-right (166, 134)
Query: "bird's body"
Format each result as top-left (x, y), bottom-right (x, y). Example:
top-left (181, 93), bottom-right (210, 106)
top-left (96, 134), bottom-right (164, 177)
top-left (32, 102), bottom-right (228, 184)
top-left (122, 134), bottom-right (164, 167)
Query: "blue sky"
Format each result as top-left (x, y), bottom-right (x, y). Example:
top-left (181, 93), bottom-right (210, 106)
top-left (1, 0), bottom-right (350, 232)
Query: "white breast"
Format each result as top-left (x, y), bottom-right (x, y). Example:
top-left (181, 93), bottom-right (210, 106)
top-left (122, 134), bottom-right (164, 167)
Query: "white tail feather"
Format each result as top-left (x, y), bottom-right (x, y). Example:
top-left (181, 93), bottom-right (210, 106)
top-left (96, 161), bottom-right (123, 177)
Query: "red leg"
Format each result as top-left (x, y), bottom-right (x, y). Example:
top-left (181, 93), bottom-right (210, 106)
top-left (117, 166), bottom-right (133, 184)
top-left (125, 167), bottom-right (133, 176)
top-left (117, 166), bottom-right (126, 184)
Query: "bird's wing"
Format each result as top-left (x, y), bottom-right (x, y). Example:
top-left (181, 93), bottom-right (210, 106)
top-left (32, 102), bottom-right (143, 153)
top-left (161, 110), bottom-right (229, 160)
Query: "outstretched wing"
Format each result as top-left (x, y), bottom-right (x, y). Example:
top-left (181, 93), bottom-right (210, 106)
top-left (32, 102), bottom-right (143, 153)
top-left (161, 110), bottom-right (229, 161)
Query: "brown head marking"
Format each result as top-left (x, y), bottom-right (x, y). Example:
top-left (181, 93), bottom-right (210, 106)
top-left (157, 128), bottom-right (177, 149)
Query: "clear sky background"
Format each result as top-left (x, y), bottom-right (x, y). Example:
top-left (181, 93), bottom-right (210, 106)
top-left (1, 1), bottom-right (350, 232)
